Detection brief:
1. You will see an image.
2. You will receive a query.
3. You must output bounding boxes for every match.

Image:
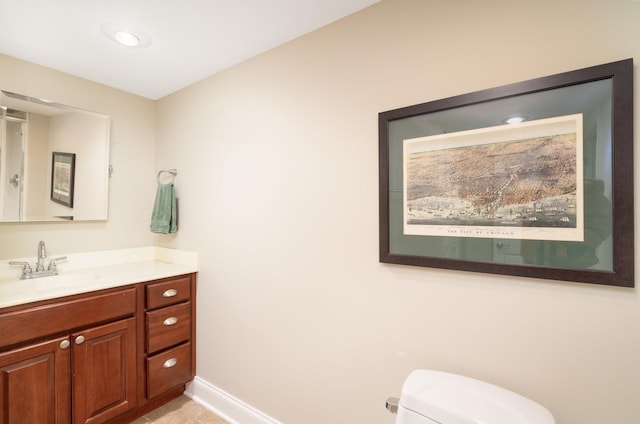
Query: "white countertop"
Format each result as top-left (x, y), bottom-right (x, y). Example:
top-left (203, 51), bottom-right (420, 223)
top-left (0, 247), bottom-right (198, 309)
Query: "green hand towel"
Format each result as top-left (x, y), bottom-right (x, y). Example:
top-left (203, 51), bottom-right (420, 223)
top-left (150, 183), bottom-right (177, 234)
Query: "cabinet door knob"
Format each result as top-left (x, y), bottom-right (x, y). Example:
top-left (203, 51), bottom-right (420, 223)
top-left (163, 289), bottom-right (178, 298)
top-left (163, 316), bottom-right (178, 326)
top-left (75, 335), bottom-right (85, 345)
top-left (163, 358), bottom-right (178, 368)
top-left (60, 340), bottom-right (71, 349)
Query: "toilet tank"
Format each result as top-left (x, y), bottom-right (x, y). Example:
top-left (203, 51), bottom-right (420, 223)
top-left (397, 370), bottom-right (555, 424)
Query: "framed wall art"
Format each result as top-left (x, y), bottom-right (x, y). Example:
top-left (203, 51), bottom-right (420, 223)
top-left (379, 59), bottom-right (634, 287)
top-left (51, 151), bottom-right (76, 208)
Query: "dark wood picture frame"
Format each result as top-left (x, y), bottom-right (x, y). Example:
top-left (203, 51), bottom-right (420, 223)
top-left (51, 151), bottom-right (76, 208)
top-left (379, 59), bottom-right (634, 287)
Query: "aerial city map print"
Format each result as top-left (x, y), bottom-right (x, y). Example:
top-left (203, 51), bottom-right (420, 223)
top-left (403, 114), bottom-right (584, 242)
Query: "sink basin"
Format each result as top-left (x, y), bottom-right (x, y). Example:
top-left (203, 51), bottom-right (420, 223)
top-left (0, 270), bottom-right (105, 308)
top-left (27, 274), bottom-right (76, 291)
top-left (28, 270), bottom-right (108, 293)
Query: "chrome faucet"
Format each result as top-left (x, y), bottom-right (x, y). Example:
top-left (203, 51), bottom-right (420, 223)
top-left (9, 241), bottom-right (67, 279)
top-left (37, 240), bottom-right (47, 271)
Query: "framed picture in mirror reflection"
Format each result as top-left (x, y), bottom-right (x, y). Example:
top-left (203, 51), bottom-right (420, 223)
top-left (51, 152), bottom-right (76, 208)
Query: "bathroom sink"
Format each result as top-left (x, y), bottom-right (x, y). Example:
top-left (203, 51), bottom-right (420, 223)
top-left (27, 273), bottom-right (79, 292)
top-left (0, 269), bottom-right (107, 308)
top-left (27, 270), bottom-right (109, 294)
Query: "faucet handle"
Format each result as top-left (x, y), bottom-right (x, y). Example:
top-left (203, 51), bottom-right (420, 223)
top-left (48, 256), bottom-right (67, 271)
top-left (9, 261), bottom-right (31, 269)
top-left (9, 261), bottom-right (32, 279)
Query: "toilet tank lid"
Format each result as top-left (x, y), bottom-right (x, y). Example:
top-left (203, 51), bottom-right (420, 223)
top-left (399, 370), bottom-right (555, 424)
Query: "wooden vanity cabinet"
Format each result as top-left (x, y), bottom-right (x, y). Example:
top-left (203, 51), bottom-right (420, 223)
top-left (0, 319), bottom-right (137, 424)
top-left (0, 336), bottom-right (71, 424)
top-left (0, 272), bottom-right (197, 424)
top-left (144, 274), bottom-right (196, 400)
top-left (72, 317), bottom-right (137, 423)
top-left (0, 288), bottom-right (137, 424)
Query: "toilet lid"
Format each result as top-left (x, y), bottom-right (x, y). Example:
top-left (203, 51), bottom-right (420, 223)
top-left (399, 370), bottom-right (555, 424)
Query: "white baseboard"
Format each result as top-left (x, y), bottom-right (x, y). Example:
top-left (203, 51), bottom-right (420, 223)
top-left (185, 376), bottom-right (282, 424)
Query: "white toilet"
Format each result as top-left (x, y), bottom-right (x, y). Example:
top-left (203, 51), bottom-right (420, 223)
top-left (387, 370), bottom-right (555, 424)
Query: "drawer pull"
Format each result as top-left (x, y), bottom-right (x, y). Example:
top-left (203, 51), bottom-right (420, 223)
top-left (163, 316), bottom-right (178, 326)
top-left (163, 358), bottom-right (178, 368)
top-left (75, 335), bottom-right (85, 345)
top-left (60, 340), bottom-right (70, 349)
top-left (163, 289), bottom-right (178, 298)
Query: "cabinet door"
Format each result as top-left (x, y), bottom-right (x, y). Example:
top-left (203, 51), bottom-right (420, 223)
top-left (0, 337), bottom-right (71, 424)
top-left (72, 317), bottom-right (137, 424)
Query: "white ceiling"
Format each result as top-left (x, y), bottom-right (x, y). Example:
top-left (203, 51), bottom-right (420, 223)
top-left (0, 0), bottom-right (380, 100)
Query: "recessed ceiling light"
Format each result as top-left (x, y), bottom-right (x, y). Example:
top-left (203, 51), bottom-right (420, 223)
top-left (503, 116), bottom-right (528, 125)
top-left (114, 31), bottom-right (140, 47)
top-left (100, 23), bottom-right (152, 48)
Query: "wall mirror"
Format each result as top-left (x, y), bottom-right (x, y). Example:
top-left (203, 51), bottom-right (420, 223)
top-left (0, 90), bottom-right (110, 222)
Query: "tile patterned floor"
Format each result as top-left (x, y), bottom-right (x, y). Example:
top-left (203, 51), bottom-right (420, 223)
top-left (131, 395), bottom-right (229, 424)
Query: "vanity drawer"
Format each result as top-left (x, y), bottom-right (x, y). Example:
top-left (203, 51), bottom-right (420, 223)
top-left (146, 276), bottom-right (191, 309)
top-left (0, 288), bottom-right (136, 349)
top-left (146, 302), bottom-right (191, 354)
top-left (147, 342), bottom-right (192, 399)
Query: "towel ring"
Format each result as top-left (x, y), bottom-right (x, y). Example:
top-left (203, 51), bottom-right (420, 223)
top-left (157, 169), bottom-right (177, 184)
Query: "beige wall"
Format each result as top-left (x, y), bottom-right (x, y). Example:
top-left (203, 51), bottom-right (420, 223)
top-left (2, 0), bottom-right (639, 423)
top-left (46, 112), bottom-right (110, 220)
top-left (0, 53), bottom-right (157, 257)
top-left (23, 113), bottom-right (49, 219)
top-left (157, 0), bottom-right (640, 423)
